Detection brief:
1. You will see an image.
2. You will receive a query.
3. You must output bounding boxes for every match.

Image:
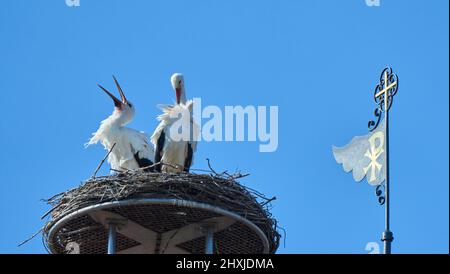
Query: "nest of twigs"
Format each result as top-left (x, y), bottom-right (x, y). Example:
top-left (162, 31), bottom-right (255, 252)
top-left (41, 170), bottom-right (280, 253)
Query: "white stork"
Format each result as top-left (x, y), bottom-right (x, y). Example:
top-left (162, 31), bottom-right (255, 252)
top-left (86, 76), bottom-right (155, 173)
top-left (151, 73), bottom-right (198, 173)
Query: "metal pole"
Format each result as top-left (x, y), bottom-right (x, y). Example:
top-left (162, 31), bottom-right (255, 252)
top-left (381, 108), bottom-right (394, 254)
top-left (107, 223), bottom-right (117, 254)
top-left (204, 226), bottom-right (214, 254)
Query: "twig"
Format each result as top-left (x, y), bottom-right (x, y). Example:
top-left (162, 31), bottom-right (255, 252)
top-left (110, 168), bottom-right (125, 174)
top-left (91, 143), bottom-right (116, 179)
top-left (206, 158), bottom-right (219, 176)
top-left (261, 196), bottom-right (277, 206)
top-left (18, 228), bottom-right (43, 247)
top-left (41, 206), bottom-right (58, 220)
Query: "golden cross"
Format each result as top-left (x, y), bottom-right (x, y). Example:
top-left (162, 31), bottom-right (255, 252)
top-left (375, 69), bottom-right (398, 111)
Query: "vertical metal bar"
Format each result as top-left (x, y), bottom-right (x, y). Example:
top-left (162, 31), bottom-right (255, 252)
top-left (382, 103), bottom-right (393, 254)
top-left (204, 227), bottom-right (214, 254)
top-left (108, 223), bottom-right (117, 254)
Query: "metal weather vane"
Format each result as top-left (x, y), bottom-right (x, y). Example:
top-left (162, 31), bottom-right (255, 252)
top-left (333, 67), bottom-right (398, 254)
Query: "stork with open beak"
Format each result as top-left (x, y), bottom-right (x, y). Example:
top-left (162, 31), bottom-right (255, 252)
top-left (151, 73), bottom-right (198, 173)
top-left (86, 76), bottom-right (155, 173)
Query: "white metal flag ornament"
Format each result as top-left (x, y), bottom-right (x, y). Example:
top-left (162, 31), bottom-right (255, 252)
top-left (332, 67), bottom-right (398, 254)
top-left (332, 118), bottom-right (386, 186)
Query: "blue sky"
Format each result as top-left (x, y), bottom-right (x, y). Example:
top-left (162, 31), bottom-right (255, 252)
top-left (0, 0), bottom-right (448, 254)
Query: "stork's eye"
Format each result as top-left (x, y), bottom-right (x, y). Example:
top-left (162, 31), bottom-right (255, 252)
top-left (128, 103), bottom-right (133, 108)
top-left (178, 80), bottom-right (182, 84)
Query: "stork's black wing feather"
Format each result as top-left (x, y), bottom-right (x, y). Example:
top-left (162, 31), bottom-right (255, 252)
top-left (154, 130), bottom-right (165, 172)
top-left (129, 143), bottom-right (155, 172)
top-left (183, 143), bottom-right (193, 172)
top-left (133, 153), bottom-right (155, 172)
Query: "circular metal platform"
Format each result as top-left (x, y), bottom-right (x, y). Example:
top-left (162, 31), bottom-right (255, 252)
top-left (46, 198), bottom-right (270, 254)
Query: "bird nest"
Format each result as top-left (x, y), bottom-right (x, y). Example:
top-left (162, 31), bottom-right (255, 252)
top-left (41, 171), bottom-right (280, 254)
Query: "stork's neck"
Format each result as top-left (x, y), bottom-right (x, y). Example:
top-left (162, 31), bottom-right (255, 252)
top-left (104, 109), bottom-right (133, 128)
top-left (178, 87), bottom-right (187, 105)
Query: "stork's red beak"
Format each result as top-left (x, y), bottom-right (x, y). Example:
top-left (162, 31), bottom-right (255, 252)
top-left (176, 88), bottom-right (181, 104)
top-left (97, 76), bottom-right (128, 109)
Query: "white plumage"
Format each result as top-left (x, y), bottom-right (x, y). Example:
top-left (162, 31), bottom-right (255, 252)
top-left (86, 76), bottom-right (155, 173)
top-left (151, 73), bottom-right (198, 173)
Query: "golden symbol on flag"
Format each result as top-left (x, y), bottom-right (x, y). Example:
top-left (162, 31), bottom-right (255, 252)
top-left (363, 131), bottom-right (385, 183)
